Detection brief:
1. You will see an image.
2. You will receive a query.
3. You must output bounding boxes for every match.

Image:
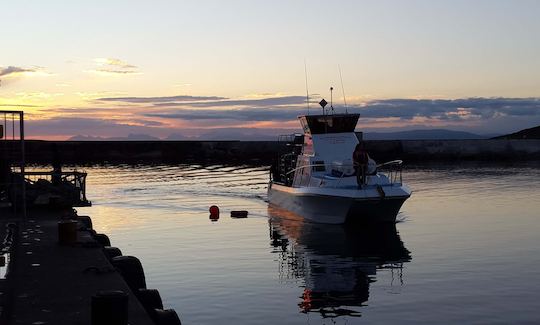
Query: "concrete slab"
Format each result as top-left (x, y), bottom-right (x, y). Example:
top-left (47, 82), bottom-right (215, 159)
top-left (6, 211), bottom-right (154, 325)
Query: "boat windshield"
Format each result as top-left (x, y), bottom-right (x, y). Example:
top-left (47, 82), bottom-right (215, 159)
top-left (299, 114), bottom-right (359, 134)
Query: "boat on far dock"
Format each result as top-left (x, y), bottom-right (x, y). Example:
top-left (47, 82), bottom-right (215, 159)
top-left (268, 113), bottom-right (411, 224)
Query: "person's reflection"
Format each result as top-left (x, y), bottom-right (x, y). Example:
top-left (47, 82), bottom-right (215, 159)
top-left (268, 205), bottom-right (411, 318)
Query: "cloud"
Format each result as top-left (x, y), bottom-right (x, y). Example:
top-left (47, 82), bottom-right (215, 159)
top-left (154, 96), bottom-right (308, 108)
top-left (0, 66), bottom-right (38, 77)
top-left (15, 92), bottom-right (64, 99)
top-left (129, 119), bottom-right (165, 127)
top-left (95, 94), bottom-right (307, 107)
top-left (143, 97), bottom-right (539, 122)
top-left (96, 95), bottom-right (227, 103)
top-left (22, 96), bottom-right (540, 139)
top-left (0, 66), bottom-right (49, 85)
top-left (24, 116), bottom-right (298, 140)
top-left (353, 98), bottom-right (540, 120)
top-left (0, 103), bottom-right (41, 107)
top-left (93, 58), bottom-right (137, 69)
top-left (88, 58), bottom-right (139, 75)
top-left (92, 69), bottom-right (140, 75)
top-left (25, 117), bottom-right (167, 138)
top-left (146, 107), bottom-right (304, 121)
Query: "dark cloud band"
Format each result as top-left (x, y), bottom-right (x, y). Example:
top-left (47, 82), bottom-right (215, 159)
top-left (356, 98), bottom-right (540, 120)
top-left (152, 96), bottom-right (308, 107)
top-left (143, 97), bottom-right (540, 121)
top-left (96, 95), bottom-right (227, 103)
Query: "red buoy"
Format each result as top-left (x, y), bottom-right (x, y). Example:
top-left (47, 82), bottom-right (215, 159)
top-left (209, 205), bottom-right (220, 221)
top-left (209, 205), bottom-right (219, 216)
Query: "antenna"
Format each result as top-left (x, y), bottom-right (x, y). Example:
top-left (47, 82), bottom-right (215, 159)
top-left (330, 87), bottom-right (334, 115)
top-left (304, 59), bottom-right (310, 115)
top-left (338, 65), bottom-right (348, 114)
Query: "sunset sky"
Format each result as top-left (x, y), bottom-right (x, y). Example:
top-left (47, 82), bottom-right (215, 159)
top-left (1, 0), bottom-right (539, 139)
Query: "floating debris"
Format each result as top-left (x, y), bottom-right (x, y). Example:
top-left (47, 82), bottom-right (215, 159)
top-left (231, 210), bottom-right (248, 218)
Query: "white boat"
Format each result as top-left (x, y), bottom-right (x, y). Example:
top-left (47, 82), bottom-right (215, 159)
top-left (268, 113), bottom-right (411, 224)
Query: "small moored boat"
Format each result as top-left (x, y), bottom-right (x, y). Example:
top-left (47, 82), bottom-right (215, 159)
top-left (268, 113), bottom-right (411, 224)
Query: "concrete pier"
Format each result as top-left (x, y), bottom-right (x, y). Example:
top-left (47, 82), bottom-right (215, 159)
top-left (2, 210), bottom-right (155, 325)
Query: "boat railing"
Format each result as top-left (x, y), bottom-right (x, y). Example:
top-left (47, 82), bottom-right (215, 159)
top-left (376, 160), bottom-right (403, 185)
top-left (278, 134), bottom-right (304, 145)
top-left (284, 160), bottom-right (403, 188)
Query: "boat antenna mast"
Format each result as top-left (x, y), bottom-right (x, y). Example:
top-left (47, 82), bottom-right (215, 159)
top-left (304, 59), bottom-right (310, 115)
top-left (338, 65), bottom-right (348, 114)
top-left (330, 87), bottom-right (334, 115)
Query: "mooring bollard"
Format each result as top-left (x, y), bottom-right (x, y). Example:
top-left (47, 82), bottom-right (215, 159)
top-left (155, 309), bottom-right (182, 325)
top-left (137, 288), bottom-right (164, 320)
top-left (91, 290), bottom-right (129, 325)
top-left (57, 219), bottom-right (78, 245)
top-left (94, 233), bottom-right (111, 246)
top-left (103, 246), bottom-right (123, 261)
top-left (111, 256), bottom-right (147, 292)
top-left (154, 308), bottom-right (182, 325)
top-left (77, 215), bottom-right (93, 230)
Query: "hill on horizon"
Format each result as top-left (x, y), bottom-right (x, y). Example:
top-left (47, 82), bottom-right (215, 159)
top-left (494, 125), bottom-right (540, 139)
top-left (363, 129), bottom-right (488, 140)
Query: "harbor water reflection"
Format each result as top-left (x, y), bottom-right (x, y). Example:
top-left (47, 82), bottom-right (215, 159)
top-left (268, 206), bottom-right (411, 318)
top-left (74, 163), bottom-right (540, 324)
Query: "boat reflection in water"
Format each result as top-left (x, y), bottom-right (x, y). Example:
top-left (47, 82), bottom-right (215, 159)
top-left (268, 205), bottom-right (411, 319)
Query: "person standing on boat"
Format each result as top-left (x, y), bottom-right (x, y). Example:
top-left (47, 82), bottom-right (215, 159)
top-left (353, 142), bottom-right (369, 188)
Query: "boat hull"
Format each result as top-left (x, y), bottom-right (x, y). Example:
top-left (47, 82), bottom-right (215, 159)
top-left (268, 182), bottom-right (410, 224)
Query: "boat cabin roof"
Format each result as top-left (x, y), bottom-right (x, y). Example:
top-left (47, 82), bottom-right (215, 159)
top-left (298, 114), bottom-right (359, 135)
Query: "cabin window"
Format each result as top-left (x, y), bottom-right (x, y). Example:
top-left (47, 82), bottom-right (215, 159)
top-left (299, 114), bottom-right (359, 134)
top-left (312, 161), bottom-right (325, 172)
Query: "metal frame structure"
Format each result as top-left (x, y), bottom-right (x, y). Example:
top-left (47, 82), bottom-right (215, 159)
top-left (0, 111), bottom-right (26, 219)
top-left (22, 171), bottom-right (90, 207)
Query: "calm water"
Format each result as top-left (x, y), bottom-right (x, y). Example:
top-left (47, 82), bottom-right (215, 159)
top-left (72, 163), bottom-right (540, 324)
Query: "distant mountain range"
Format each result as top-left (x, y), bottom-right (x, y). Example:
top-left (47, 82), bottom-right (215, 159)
top-left (67, 129), bottom-right (502, 141)
top-left (68, 134), bottom-right (161, 141)
top-left (68, 128), bottom-right (289, 141)
top-left (362, 129), bottom-right (492, 140)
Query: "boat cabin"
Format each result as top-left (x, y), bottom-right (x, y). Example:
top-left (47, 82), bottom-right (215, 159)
top-left (273, 113), bottom-right (362, 187)
top-left (299, 114), bottom-right (359, 135)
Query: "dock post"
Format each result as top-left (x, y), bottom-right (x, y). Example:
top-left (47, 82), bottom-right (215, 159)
top-left (20, 110), bottom-right (26, 222)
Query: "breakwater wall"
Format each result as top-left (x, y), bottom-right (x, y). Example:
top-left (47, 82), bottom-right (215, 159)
top-left (365, 139), bottom-right (540, 162)
top-left (9, 139), bottom-right (540, 164)
top-left (22, 140), bottom-right (287, 164)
